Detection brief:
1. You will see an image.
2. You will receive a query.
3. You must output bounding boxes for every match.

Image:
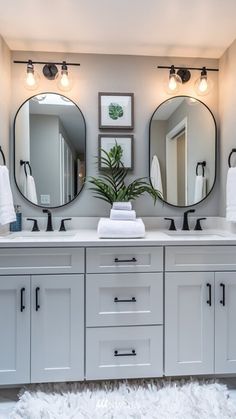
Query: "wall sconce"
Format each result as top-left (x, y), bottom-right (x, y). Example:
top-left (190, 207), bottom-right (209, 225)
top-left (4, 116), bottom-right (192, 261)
top-left (14, 59), bottom-right (80, 92)
top-left (158, 65), bottom-right (218, 96)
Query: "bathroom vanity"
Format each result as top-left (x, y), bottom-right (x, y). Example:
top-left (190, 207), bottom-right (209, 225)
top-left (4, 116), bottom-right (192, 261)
top-left (0, 224), bottom-right (236, 385)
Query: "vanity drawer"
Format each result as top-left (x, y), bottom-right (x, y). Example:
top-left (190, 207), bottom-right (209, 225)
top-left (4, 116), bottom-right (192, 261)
top-left (0, 248), bottom-right (84, 274)
top-left (86, 325), bottom-right (163, 380)
top-left (86, 273), bottom-right (163, 327)
top-left (86, 247), bottom-right (163, 273)
top-left (165, 246), bottom-right (236, 271)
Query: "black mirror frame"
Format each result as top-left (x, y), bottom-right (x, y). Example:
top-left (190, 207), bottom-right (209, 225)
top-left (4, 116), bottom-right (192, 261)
top-left (148, 95), bottom-right (217, 208)
top-left (13, 91), bottom-right (86, 209)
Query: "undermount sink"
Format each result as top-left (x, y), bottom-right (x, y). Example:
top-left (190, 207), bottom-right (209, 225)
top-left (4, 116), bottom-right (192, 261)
top-left (9, 231), bottom-right (78, 240)
top-left (164, 231), bottom-right (229, 239)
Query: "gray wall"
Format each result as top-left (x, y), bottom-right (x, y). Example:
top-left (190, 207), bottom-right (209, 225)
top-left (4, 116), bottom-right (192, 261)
top-left (0, 37), bottom-right (11, 165)
top-left (10, 51), bottom-right (219, 217)
top-left (219, 39), bottom-right (236, 216)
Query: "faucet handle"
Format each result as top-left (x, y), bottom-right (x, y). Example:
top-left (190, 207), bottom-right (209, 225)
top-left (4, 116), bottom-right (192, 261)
top-left (59, 218), bottom-right (72, 232)
top-left (27, 218), bottom-right (40, 232)
top-left (164, 218), bottom-right (176, 231)
top-left (194, 218), bottom-right (206, 231)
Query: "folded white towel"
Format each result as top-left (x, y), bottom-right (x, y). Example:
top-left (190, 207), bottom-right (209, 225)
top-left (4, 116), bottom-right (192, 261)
top-left (110, 209), bottom-right (136, 221)
top-left (151, 155), bottom-right (163, 195)
top-left (226, 167), bottom-right (236, 221)
top-left (97, 218), bottom-right (145, 238)
top-left (112, 202), bottom-right (132, 211)
top-left (0, 166), bottom-right (16, 225)
top-left (25, 175), bottom-right (38, 204)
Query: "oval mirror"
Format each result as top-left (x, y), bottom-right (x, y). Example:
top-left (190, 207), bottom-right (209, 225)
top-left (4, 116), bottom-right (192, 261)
top-left (14, 93), bottom-right (86, 208)
top-left (149, 96), bottom-right (216, 207)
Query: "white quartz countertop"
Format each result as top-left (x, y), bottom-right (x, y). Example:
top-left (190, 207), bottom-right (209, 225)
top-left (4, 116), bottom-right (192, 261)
top-left (1, 227), bottom-right (236, 247)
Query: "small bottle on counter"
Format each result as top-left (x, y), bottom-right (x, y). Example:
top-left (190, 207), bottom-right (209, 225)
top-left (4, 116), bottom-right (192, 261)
top-left (10, 205), bottom-right (22, 232)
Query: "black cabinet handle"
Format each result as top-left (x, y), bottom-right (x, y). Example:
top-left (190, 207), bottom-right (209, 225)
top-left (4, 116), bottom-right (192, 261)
top-left (206, 283), bottom-right (212, 306)
top-left (114, 349), bottom-right (136, 357)
top-left (220, 283), bottom-right (225, 306)
top-left (114, 297), bottom-right (136, 303)
top-left (20, 287), bottom-right (25, 312)
top-left (114, 257), bottom-right (137, 263)
top-left (35, 287), bottom-right (40, 311)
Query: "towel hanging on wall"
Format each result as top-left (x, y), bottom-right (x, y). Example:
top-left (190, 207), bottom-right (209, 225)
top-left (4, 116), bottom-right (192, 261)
top-left (0, 165), bottom-right (16, 226)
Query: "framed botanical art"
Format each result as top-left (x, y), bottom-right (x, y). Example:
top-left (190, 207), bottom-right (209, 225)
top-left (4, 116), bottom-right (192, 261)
top-left (98, 134), bottom-right (134, 170)
top-left (98, 92), bottom-right (134, 129)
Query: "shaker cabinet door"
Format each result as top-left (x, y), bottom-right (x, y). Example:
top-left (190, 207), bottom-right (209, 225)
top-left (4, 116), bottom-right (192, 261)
top-left (165, 272), bottom-right (214, 376)
top-left (0, 276), bottom-right (30, 385)
top-left (215, 272), bottom-right (236, 374)
top-left (31, 274), bottom-right (84, 383)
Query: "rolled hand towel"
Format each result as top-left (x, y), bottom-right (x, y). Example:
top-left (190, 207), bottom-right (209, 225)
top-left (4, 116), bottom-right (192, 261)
top-left (97, 218), bottom-right (145, 238)
top-left (110, 209), bottom-right (136, 220)
top-left (112, 202), bottom-right (132, 211)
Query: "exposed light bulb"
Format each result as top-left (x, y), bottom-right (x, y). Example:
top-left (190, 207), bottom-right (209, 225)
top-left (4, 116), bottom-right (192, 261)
top-left (57, 61), bottom-right (73, 92)
top-left (23, 60), bottom-right (40, 90)
top-left (194, 67), bottom-right (212, 96)
top-left (198, 76), bottom-right (208, 93)
top-left (166, 65), bottom-right (182, 94)
top-left (169, 75), bottom-right (177, 91)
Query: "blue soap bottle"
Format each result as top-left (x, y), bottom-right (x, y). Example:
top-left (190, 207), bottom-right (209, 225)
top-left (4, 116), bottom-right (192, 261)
top-left (10, 205), bottom-right (22, 232)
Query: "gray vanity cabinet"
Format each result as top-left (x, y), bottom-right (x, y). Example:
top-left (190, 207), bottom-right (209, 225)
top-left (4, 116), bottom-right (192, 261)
top-left (0, 247), bottom-right (85, 385)
top-left (165, 246), bottom-right (236, 377)
top-left (165, 272), bottom-right (215, 376)
top-left (31, 274), bottom-right (84, 383)
top-left (215, 272), bottom-right (236, 374)
top-left (0, 276), bottom-right (30, 385)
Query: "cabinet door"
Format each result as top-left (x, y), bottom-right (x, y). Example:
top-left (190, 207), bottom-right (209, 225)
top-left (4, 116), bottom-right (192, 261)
top-left (215, 272), bottom-right (236, 373)
top-left (165, 272), bottom-right (214, 376)
top-left (0, 276), bottom-right (30, 384)
top-left (31, 274), bottom-right (84, 383)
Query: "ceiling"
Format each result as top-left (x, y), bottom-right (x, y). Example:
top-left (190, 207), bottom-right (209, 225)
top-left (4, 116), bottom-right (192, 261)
top-left (1, 0), bottom-right (236, 58)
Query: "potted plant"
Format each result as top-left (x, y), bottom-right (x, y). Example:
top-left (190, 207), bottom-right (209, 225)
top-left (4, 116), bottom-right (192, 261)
top-left (87, 143), bottom-right (162, 207)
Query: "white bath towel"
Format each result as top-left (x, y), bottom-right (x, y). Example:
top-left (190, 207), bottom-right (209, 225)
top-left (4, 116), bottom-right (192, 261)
top-left (25, 175), bottom-right (38, 204)
top-left (112, 202), bottom-right (132, 211)
top-left (151, 155), bottom-right (163, 195)
top-left (97, 218), bottom-right (145, 238)
top-left (194, 175), bottom-right (205, 203)
top-left (110, 209), bottom-right (136, 221)
top-left (0, 166), bottom-right (16, 225)
top-left (226, 167), bottom-right (236, 221)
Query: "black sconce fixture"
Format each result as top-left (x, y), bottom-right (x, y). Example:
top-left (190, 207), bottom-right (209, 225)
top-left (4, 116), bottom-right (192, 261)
top-left (14, 59), bottom-right (80, 92)
top-left (158, 65), bottom-right (218, 95)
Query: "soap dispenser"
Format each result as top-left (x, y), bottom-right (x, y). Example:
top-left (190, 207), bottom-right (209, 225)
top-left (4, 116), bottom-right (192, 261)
top-left (10, 205), bottom-right (22, 232)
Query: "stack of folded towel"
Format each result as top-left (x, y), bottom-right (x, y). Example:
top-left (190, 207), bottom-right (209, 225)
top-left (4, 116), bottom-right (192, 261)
top-left (97, 202), bottom-right (145, 238)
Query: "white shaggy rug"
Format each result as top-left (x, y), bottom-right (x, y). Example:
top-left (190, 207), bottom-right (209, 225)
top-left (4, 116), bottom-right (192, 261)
top-left (11, 380), bottom-right (236, 419)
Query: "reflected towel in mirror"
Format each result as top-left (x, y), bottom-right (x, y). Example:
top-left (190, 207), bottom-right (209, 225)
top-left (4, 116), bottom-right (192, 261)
top-left (151, 155), bottom-right (163, 195)
top-left (0, 166), bottom-right (16, 225)
top-left (194, 175), bottom-right (206, 203)
top-left (24, 175), bottom-right (38, 205)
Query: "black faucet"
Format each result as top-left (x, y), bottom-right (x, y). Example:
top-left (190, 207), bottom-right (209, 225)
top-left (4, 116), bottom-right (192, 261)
top-left (182, 209), bottom-right (195, 230)
top-left (42, 209), bottom-right (53, 231)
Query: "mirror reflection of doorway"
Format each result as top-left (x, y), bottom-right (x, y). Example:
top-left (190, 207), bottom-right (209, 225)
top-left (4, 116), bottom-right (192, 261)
top-left (166, 118), bottom-right (187, 206)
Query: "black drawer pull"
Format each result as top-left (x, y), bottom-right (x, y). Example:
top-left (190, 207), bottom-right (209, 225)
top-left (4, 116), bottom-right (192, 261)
top-left (220, 283), bottom-right (225, 306)
top-left (206, 283), bottom-right (212, 306)
top-left (35, 287), bottom-right (40, 311)
top-left (114, 349), bottom-right (136, 357)
top-left (20, 287), bottom-right (25, 312)
top-left (114, 257), bottom-right (137, 263)
top-left (114, 297), bottom-right (136, 303)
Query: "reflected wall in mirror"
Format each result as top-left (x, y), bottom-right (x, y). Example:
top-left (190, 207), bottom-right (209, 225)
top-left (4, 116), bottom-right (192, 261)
top-left (149, 96), bottom-right (216, 207)
top-left (14, 93), bottom-right (86, 208)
